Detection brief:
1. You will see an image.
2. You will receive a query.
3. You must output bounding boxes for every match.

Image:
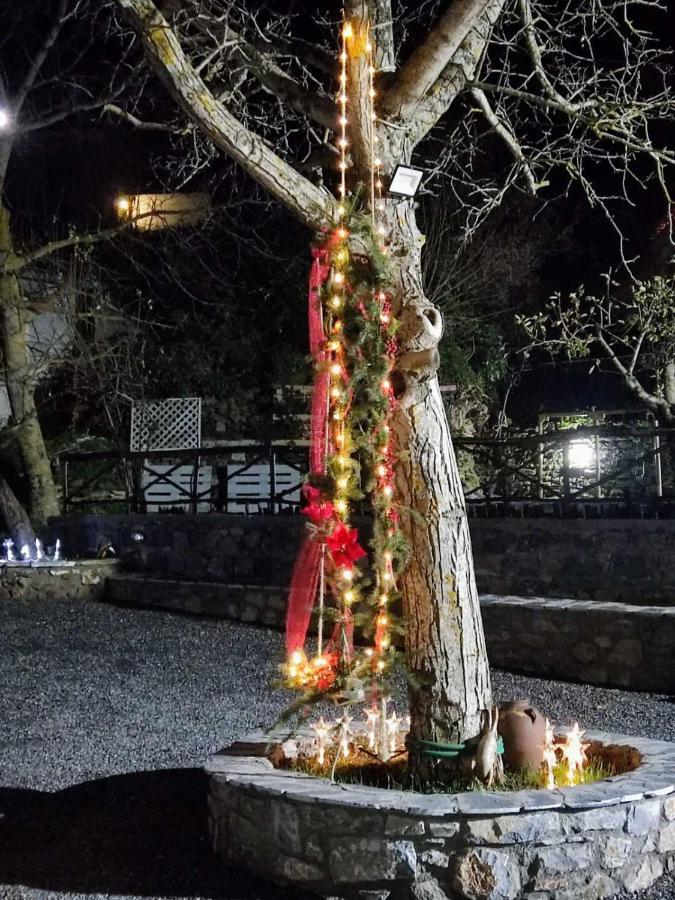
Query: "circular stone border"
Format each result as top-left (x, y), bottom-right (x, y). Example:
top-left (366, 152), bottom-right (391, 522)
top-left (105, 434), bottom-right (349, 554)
top-left (206, 729), bottom-right (675, 899)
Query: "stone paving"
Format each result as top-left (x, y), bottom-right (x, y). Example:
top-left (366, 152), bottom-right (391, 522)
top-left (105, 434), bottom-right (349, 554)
top-left (0, 596), bottom-right (673, 899)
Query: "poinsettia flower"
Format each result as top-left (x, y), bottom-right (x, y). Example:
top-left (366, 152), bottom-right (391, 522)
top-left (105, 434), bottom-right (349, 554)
top-left (326, 521), bottom-right (367, 569)
top-left (301, 484), bottom-right (334, 524)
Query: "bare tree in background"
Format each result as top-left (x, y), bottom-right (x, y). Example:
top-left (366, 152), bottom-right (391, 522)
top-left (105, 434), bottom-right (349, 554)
top-left (113, 0), bottom-right (673, 762)
top-left (0, 0), bottom-right (152, 527)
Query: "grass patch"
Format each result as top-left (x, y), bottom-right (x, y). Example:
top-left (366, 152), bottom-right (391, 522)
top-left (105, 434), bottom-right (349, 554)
top-left (284, 750), bottom-right (617, 793)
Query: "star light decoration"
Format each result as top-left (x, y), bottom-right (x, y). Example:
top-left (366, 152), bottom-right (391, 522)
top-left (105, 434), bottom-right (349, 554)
top-left (284, 15), bottom-right (403, 698)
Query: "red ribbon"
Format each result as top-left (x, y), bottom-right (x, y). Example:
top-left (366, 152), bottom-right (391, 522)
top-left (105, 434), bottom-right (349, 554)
top-left (286, 245), bottom-right (332, 660)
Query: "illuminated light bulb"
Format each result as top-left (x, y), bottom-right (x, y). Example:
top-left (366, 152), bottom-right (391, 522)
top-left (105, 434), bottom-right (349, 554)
top-left (313, 655), bottom-right (327, 669)
top-left (341, 51), bottom-right (347, 62)
top-left (339, 160), bottom-right (348, 171)
top-left (339, 138), bottom-right (348, 148)
top-left (327, 339), bottom-right (340, 351)
top-left (339, 93), bottom-right (348, 104)
top-left (374, 158), bottom-right (382, 167)
top-left (376, 180), bottom-right (383, 190)
top-left (383, 424), bottom-right (390, 433)
top-left (377, 659), bottom-right (386, 672)
top-left (379, 593), bottom-right (389, 606)
top-left (381, 637), bottom-right (390, 650)
top-left (380, 313), bottom-right (390, 324)
top-left (378, 614), bottom-right (388, 626)
top-left (335, 499), bottom-right (347, 514)
top-left (290, 650), bottom-right (305, 665)
top-left (330, 296), bottom-right (342, 310)
top-left (331, 363), bottom-right (342, 376)
top-left (344, 589), bottom-right (355, 605)
top-left (365, 647), bottom-right (374, 658)
top-left (333, 320), bottom-right (343, 332)
top-left (337, 455), bottom-right (348, 467)
top-left (331, 386), bottom-right (341, 399)
top-left (116, 197), bottom-right (130, 212)
top-left (378, 291), bottom-right (386, 301)
top-left (337, 226), bottom-right (349, 239)
top-left (332, 410), bottom-right (342, 421)
top-left (339, 115), bottom-right (348, 127)
top-left (342, 566), bottom-right (353, 581)
top-left (333, 271), bottom-right (344, 284)
top-left (383, 484), bottom-right (393, 498)
top-left (343, 22), bottom-right (353, 38)
top-left (378, 225), bottom-right (387, 236)
top-left (369, 89), bottom-right (376, 99)
top-left (340, 72), bottom-right (347, 84)
top-left (365, 41), bottom-right (372, 52)
top-left (383, 570), bottom-right (392, 582)
top-left (338, 185), bottom-right (346, 195)
top-left (337, 476), bottom-right (349, 489)
top-left (382, 378), bottom-right (391, 391)
top-left (335, 433), bottom-right (344, 446)
top-left (384, 551), bottom-right (392, 562)
top-left (377, 464), bottom-right (387, 478)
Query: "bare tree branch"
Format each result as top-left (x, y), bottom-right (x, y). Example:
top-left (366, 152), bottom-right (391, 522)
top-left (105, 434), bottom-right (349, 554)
top-left (470, 86), bottom-right (538, 194)
top-left (381, 0), bottom-right (502, 122)
top-left (115, 0), bottom-right (334, 230)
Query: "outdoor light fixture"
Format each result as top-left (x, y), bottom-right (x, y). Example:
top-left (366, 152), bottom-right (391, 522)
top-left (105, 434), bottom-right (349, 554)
top-left (387, 165), bottom-right (424, 198)
top-left (568, 439), bottom-right (595, 471)
top-left (115, 196), bottom-right (130, 213)
top-left (0, 108), bottom-right (10, 130)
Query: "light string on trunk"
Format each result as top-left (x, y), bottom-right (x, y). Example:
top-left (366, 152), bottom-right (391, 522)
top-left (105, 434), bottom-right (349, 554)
top-left (283, 12), bottom-right (405, 699)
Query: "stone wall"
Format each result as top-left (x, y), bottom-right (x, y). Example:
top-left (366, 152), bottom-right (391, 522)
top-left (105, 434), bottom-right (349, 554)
top-left (206, 730), bottom-right (675, 900)
top-left (0, 559), bottom-right (120, 603)
top-left (105, 578), bottom-right (675, 694)
top-left (48, 514), bottom-right (675, 606)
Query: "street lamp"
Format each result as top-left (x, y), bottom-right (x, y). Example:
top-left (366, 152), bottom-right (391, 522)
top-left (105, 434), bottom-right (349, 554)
top-left (387, 165), bottom-right (424, 198)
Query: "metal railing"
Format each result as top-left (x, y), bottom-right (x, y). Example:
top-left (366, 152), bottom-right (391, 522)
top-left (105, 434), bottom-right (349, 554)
top-left (56, 426), bottom-right (675, 518)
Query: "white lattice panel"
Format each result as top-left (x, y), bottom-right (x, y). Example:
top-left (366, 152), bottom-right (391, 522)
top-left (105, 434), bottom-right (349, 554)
top-left (130, 398), bottom-right (201, 452)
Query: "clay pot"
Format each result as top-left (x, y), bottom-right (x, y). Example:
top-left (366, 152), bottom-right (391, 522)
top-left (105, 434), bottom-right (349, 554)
top-left (498, 700), bottom-right (546, 771)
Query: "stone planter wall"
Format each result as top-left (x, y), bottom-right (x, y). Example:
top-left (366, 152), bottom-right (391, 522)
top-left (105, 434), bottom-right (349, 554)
top-left (0, 559), bottom-right (120, 603)
top-left (49, 514), bottom-right (675, 605)
top-left (207, 731), bottom-right (675, 900)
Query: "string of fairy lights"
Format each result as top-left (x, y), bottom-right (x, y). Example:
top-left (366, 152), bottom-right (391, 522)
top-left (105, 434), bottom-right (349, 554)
top-left (286, 11), bottom-right (402, 696)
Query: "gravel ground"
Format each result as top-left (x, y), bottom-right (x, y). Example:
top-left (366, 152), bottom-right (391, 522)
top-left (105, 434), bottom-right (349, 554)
top-left (0, 597), bottom-right (673, 900)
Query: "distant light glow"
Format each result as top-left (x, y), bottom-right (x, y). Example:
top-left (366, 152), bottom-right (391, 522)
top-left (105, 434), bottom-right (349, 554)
top-left (568, 440), bottom-right (595, 470)
top-left (0, 108), bottom-right (10, 130)
top-left (116, 197), bottom-right (130, 212)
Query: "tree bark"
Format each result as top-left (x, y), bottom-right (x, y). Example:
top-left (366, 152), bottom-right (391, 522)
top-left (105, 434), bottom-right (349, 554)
top-left (0, 207), bottom-right (60, 526)
top-left (0, 473), bottom-right (35, 548)
top-left (386, 200), bottom-right (492, 767)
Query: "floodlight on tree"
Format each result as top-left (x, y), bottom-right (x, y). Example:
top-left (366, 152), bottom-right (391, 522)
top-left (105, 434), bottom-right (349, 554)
top-left (387, 165), bottom-right (424, 198)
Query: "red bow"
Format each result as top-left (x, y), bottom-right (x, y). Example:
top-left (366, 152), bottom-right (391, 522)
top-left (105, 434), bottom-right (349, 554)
top-left (326, 521), bottom-right (367, 569)
top-left (301, 485), bottom-right (335, 525)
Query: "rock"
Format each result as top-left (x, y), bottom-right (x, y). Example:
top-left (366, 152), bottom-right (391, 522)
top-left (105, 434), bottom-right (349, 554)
top-left (601, 835), bottom-right (633, 868)
top-left (625, 798), bottom-right (661, 835)
top-left (658, 821), bottom-right (675, 853)
top-left (272, 801), bottom-right (302, 854)
top-left (384, 814), bottom-right (425, 836)
top-left (533, 843), bottom-right (594, 887)
top-left (429, 821), bottom-right (460, 838)
top-left (466, 812), bottom-right (560, 845)
top-left (664, 795), bottom-right (675, 821)
top-left (412, 875), bottom-right (451, 900)
top-left (623, 855), bottom-right (664, 892)
top-left (276, 853), bottom-right (324, 882)
top-left (607, 638), bottom-right (642, 667)
top-left (329, 838), bottom-right (417, 883)
top-left (452, 848), bottom-right (521, 900)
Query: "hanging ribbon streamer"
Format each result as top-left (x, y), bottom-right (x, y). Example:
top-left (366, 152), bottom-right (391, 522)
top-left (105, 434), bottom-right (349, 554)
top-left (308, 246), bottom-right (331, 476)
top-left (285, 246), bottom-right (331, 665)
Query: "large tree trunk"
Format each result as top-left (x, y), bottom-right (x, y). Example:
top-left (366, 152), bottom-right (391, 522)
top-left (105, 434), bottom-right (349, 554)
top-left (0, 207), bottom-right (60, 527)
top-left (387, 200), bottom-right (492, 767)
top-left (0, 473), bottom-right (35, 548)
